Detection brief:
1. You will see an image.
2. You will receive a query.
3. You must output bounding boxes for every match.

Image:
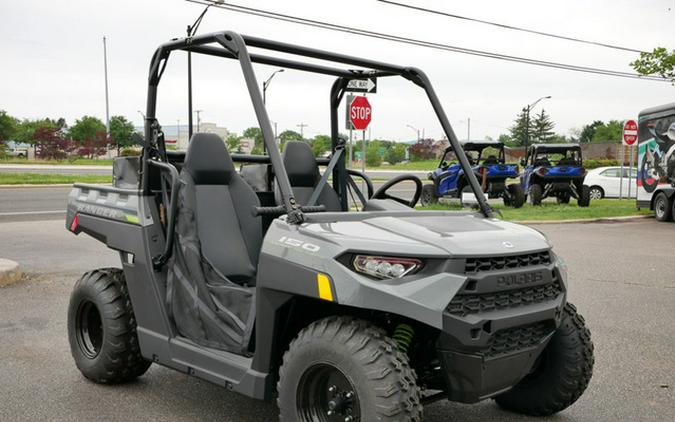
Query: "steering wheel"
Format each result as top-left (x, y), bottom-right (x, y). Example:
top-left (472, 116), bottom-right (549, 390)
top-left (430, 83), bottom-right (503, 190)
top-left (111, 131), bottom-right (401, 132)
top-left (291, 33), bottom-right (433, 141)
top-left (371, 174), bottom-right (423, 208)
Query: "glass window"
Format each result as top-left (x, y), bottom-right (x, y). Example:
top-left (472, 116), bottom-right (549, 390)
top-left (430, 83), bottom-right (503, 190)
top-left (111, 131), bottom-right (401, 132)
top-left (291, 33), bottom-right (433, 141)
top-left (601, 168), bottom-right (620, 177)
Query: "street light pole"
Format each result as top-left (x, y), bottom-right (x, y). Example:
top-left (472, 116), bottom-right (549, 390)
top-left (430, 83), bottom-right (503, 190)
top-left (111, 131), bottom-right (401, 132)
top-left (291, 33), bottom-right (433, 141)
top-left (262, 69), bottom-right (284, 105)
top-left (406, 124), bottom-right (420, 141)
top-left (102, 36), bottom-right (110, 137)
top-left (524, 95), bottom-right (551, 147)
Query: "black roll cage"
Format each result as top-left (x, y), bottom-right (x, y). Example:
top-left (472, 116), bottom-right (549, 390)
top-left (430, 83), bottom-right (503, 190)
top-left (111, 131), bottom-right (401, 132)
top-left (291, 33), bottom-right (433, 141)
top-left (524, 144), bottom-right (583, 166)
top-left (142, 30), bottom-right (492, 219)
top-left (440, 141), bottom-right (506, 166)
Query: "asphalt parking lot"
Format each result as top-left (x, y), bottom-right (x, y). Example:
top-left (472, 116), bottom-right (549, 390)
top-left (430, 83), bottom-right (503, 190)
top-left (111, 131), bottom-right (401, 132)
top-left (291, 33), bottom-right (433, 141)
top-left (0, 217), bottom-right (673, 421)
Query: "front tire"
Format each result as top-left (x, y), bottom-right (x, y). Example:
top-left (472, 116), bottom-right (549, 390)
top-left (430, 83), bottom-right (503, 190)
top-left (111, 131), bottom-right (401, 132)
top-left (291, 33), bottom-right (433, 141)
top-left (654, 192), bottom-right (672, 222)
top-left (67, 268), bottom-right (150, 384)
top-left (278, 316), bottom-right (422, 422)
top-left (495, 303), bottom-right (594, 416)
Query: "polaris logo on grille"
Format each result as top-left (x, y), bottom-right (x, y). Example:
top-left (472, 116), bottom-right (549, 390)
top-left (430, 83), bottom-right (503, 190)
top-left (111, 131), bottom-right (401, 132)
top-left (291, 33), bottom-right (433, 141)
top-left (502, 241), bottom-right (515, 248)
top-left (497, 271), bottom-right (543, 287)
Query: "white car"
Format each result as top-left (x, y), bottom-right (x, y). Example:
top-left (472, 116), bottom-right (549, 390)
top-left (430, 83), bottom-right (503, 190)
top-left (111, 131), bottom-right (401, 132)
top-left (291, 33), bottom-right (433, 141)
top-left (584, 166), bottom-right (638, 199)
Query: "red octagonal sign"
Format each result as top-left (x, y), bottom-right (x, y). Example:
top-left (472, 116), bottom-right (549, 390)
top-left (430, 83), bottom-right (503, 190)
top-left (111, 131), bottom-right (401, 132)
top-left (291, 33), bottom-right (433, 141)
top-left (623, 119), bottom-right (638, 146)
top-left (350, 96), bottom-right (372, 130)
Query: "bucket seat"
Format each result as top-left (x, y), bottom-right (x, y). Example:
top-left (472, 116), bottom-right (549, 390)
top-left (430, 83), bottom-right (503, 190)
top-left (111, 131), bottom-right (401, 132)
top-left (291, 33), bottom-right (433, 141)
top-left (181, 133), bottom-right (262, 285)
top-left (278, 141), bottom-right (342, 212)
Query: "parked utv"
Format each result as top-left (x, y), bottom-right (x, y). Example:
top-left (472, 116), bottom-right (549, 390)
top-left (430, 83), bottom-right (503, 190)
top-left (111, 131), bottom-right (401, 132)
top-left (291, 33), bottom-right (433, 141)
top-left (520, 144), bottom-right (590, 206)
top-left (421, 140), bottom-right (525, 208)
top-left (65, 30), bottom-right (593, 421)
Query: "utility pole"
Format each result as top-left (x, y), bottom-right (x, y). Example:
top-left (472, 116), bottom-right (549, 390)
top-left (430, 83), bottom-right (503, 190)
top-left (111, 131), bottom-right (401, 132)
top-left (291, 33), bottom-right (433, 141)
top-left (195, 110), bottom-right (203, 133)
top-left (102, 36), bottom-right (110, 136)
top-left (467, 118), bottom-right (471, 141)
top-left (297, 123), bottom-right (308, 139)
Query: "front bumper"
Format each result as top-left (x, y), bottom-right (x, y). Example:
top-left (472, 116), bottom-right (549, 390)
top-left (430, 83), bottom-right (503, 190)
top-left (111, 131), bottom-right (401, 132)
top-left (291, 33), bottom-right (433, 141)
top-left (435, 252), bottom-right (566, 403)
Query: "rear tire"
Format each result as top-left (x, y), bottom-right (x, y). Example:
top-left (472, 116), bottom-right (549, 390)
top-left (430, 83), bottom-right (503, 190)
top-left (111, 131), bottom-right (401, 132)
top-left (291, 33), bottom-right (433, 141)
top-left (495, 303), bottom-right (594, 416)
top-left (278, 316), bottom-right (422, 422)
top-left (577, 185), bottom-right (591, 207)
top-left (420, 184), bottom-right (438, 206)
top-left (589, 186), bottom-right (604, 200)
top-left (67, 268), bottom-right (150, 384)
top-left (529, 184), bottom-right (543, 206)
top-left (654, 192), bottom-right (672, 222)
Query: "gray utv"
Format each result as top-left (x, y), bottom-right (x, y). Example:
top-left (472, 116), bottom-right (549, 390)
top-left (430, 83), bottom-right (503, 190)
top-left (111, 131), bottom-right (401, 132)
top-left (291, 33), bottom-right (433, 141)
top-left (65, 30), bottom-right (593, 421)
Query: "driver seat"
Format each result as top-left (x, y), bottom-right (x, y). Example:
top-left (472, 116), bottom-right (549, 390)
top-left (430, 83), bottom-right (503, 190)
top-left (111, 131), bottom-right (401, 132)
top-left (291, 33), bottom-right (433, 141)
top-left (278, 141), bottom-right (342, 211)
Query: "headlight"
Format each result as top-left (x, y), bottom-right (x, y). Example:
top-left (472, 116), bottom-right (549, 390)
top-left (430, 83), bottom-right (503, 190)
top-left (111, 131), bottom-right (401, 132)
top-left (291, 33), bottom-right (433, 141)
top-left (353, 255), bottom-right (422, 279)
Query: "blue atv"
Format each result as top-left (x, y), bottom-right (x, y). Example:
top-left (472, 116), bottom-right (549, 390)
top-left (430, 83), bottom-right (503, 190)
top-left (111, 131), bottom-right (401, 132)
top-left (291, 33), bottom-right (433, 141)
top-left (421, 140), bottom-right (525, 207)
top-left (520, 144), bottom-right (590, 206)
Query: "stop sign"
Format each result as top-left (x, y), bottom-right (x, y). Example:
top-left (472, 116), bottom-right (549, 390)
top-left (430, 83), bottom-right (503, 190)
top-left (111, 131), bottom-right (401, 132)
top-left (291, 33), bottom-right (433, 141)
top-left (349, 96), bottom-right (372, 130)
top-left (623, 120), bottom-right (638, 146)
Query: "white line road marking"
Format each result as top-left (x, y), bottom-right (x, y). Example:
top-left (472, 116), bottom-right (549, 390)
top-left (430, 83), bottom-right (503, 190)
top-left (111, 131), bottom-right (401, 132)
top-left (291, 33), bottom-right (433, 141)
top-left (0, 210), bottom-right (65, 216)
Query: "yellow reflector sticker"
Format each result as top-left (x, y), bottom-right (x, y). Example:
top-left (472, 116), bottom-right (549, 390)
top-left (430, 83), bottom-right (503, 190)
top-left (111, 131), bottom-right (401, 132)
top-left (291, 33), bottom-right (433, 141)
top-left (317, 273), bottom-right (334, 302)
top-left (125, 214), bottom-right (140, 224)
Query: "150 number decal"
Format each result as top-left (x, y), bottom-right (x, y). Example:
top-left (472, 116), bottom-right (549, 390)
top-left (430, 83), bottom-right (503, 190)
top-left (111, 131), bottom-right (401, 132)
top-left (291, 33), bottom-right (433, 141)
top-left (278, 236), bottom-right (321, 253)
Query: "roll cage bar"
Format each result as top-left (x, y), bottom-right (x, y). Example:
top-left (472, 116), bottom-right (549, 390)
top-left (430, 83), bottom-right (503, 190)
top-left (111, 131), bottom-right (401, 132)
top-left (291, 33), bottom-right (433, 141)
top-left (524, 144), bottom-right (583, 166)
top-left (142, 30), bottom-right (493, 220)
top-left (440, 141), bottom-right (506, 166)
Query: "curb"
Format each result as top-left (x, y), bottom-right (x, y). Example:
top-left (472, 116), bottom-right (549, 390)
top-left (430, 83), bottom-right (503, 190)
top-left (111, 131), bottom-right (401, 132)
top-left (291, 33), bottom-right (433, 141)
top-left (0, 259), bottom-right (22, 287)
top-left (515, 214), bottom-right (653, 225)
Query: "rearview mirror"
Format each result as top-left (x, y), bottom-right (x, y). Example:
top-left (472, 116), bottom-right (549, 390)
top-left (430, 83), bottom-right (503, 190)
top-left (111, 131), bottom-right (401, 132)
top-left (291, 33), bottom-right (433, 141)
top-left (668, 122), bottom-right (675, 142)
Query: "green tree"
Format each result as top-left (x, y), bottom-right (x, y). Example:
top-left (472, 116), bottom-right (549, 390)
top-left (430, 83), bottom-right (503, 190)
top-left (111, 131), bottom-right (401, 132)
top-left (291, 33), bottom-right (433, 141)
top-left (225, 134), bottom-right (241, 152)
top-left (497, 133), bottom-right (516, 147)
top-left (311, 134), bottom-right (331, 157)
top-left (109, 116), bottom-right (136, 151)
top-left (531, 109), bottom-right (555, 143)
top-left (577, 121), bottom-right (603, 143)
top-left (14, 118), bottom-right (61, 145)
top-left (243, 127), bottom-right (264, 151)
top-left (0, 110), bottom-right (19, 141)
top-left (278, 130), bottom-right (303, 150)
top-left (592, 120), bottom-right (623, 142)
top-left (631, 47), bottom-right (675, 83)
top-left (366, 142), bottom-right (383, 167)
top-left (509, 108), bottom-right (531, 146)
top-left (384, 143), bottom-right (406, 165)
top-left (69, 116), bottom-right (106, 143)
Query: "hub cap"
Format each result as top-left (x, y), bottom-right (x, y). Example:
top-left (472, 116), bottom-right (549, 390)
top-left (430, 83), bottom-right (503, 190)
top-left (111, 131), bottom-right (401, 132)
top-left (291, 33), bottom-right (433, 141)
top-left (297, 363), bottom-right (360, 422)
top-left (656, 197), bottom-right (666, 218)
top-left (76, 301), bottom-right (103, 359)
top-left (589, 188), bottom-right (602, 200)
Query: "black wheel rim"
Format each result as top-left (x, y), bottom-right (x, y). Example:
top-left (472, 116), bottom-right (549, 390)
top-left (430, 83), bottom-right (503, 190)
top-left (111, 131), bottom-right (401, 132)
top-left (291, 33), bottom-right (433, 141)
top-left (76, 300), bottom-right (103, 359)
top-left (297, 363), bottom-right (360, 422)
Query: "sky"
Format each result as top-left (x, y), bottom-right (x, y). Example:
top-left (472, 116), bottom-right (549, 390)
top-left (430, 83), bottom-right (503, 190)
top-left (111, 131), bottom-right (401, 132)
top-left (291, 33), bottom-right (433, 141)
top-left (1, 0), bottom-right (673, 142)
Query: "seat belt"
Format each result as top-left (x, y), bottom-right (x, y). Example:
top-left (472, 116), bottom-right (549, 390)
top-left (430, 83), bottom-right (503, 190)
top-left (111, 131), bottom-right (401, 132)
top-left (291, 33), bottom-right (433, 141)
top-left (306, 146), bottom-right (344, 207)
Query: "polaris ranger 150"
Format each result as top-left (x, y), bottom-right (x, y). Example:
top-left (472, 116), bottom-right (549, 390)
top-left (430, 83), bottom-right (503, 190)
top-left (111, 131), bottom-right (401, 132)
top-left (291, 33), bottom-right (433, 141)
top-left (65, 30), bottom-right (593, 421)
top-left (520, 144), bottom-right (591, 206)
top-left (421, 140), bottom-right (525, 208)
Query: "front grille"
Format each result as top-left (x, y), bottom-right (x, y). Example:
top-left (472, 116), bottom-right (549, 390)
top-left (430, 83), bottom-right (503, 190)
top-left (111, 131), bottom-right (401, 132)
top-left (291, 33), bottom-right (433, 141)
top-left (465, 251), bottom-right (551, 274)
top-left (446, 278), bottom-right (563, 317)
top-left (485, 321), bottom-right (553, 357)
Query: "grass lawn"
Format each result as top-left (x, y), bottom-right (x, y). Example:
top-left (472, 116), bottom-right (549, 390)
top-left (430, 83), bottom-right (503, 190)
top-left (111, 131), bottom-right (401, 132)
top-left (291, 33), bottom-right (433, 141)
top-left (422, 199), bottom-right (650, 222)
top-left (0, 173), bottom-right (111, 185)
top-left (0, 158), bottom-right (114, 166)
top-left (367, 160), bottom-right (437, 171)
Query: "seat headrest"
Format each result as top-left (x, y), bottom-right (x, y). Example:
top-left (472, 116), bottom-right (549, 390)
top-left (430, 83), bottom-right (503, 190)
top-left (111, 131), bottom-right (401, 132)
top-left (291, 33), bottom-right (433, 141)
top-left (184, 133), bottom-right (236, 185)
top-left (283, 141), bottom-right (320, 187)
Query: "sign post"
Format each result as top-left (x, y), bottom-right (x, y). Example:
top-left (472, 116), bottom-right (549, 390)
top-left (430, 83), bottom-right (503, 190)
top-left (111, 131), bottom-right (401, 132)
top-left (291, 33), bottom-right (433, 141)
top-left (349, 95), bottom-right (373, 195)
top-left (622, 119), bottom-right (638, 199)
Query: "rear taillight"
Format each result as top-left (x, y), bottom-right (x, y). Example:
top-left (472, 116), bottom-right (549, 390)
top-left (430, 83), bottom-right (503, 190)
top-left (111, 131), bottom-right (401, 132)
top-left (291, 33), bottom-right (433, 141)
top-left (70, 214), bottom-right (79, 232)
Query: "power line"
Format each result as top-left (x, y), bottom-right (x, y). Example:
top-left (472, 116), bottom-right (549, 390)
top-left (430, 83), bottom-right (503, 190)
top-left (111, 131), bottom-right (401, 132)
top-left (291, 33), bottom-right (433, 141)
top-left (378, 0), bottom-right (647, 54)
top-left (187, 0), bottom-right (666, 82)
